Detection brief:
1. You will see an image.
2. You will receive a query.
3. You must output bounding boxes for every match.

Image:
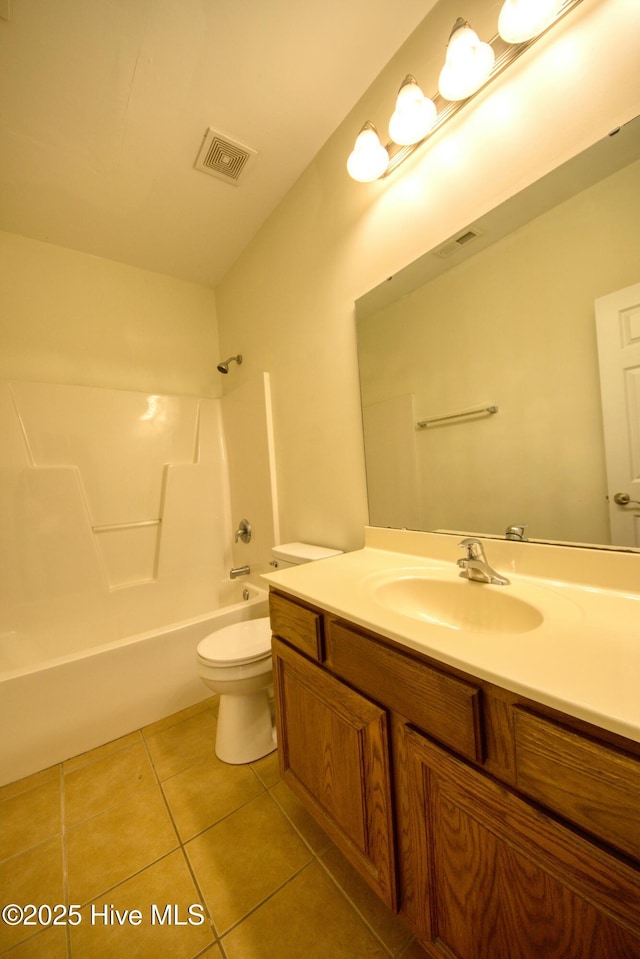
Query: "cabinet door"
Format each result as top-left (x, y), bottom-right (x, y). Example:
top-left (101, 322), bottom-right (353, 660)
top-left (272, 637), bottom-right (397, 909)
top-left (404, 727), bottom-right (640, 959)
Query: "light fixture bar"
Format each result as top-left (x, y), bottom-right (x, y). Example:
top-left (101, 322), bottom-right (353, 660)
top-left (380, 0), bottom-right (584, 178)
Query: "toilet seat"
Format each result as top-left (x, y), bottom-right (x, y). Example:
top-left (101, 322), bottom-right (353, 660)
top-left (197, 617), bottom-right (271, 667)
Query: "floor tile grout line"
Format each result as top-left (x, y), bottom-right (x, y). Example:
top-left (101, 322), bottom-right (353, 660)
top-left (63, 778), bottom-right (166, 832)
top-left (140, 698), bottom-right (215, 743)
top-left (61, 732), bottom-right (163, 832)
top-left (58, 709), bottom-right (266, 941)
top-left (247, 758), bottom-right (271, 790)
top-left (0, 770), bottom-right (70, 959)
top-left (263, 786), bottom-right (399, 958)
top-left (264, 783), bottom-right (333, 858)
top-left (204, 783), bottom-right (391, 950)
top-left (0, 766), bottom-right (65, 867)
top-left (216, 858), bottom-right (315, 941)
top-left (139, 724), bottom-right (163, 788)
top-left (176, 785), bottom-right (317, 943)
top-left (216, 939), bottom-right (230, 959)
top-left (263, 787), bottom-right (408, 958)
top-left (61, 730), bottom-right (145, 777)
top-left (176, 843), bottom-right (221, 949)
top-left (141, 744), bottom-right (220, 784)
top-left (134, 733), bottom-right (222, 950)
top-left (0, 832), bottom-right (64, 869)
top-left (0, 766), bottom-right (60, 803)
top-left (194, 941), bottom-right (225, 959)
top-left (313, 854), bottom-right (397, 958)
top-left (173, 784), bottom-right (269, 847)
top-left (59, 769), bottom-right (371, 954)
top-left (70, 846), bottom-right (182, 912)
top-left (139, 699), bottom-right (218, 755)
top-left (59, 763), bottom-right (72, 959)
top-left (0, 920), bottom-right (50, 957)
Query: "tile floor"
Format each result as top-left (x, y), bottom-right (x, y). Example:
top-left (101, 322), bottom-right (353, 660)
top-left (1, 698), bottom-right (429, 959)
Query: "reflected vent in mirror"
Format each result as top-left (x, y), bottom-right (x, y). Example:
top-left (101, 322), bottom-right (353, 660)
top-left (433, 227), bottom-right (482, 259)
top-left (195, 128), bottom-right (257, 185)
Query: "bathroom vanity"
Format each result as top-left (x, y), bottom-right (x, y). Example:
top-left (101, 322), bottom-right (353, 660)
top-left (264, 529), bottom-right (640, 958)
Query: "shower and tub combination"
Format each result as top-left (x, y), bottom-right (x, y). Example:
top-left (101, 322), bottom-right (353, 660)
top-left (0, 370), bottom-right (276, 786)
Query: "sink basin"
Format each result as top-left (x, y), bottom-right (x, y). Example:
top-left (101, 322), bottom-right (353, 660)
top-left (369, 576), bottom-right (543, 634)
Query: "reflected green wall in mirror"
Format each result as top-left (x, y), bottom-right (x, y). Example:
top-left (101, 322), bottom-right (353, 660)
top-left (356, 116), bottom-right (640, 551)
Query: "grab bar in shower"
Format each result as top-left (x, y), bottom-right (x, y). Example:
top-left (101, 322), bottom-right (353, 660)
top-left (416, 404), bottom-right (498, 429)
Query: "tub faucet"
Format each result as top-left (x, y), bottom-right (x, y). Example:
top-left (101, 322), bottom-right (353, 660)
top-left (457, 538), bottom-right (509, 586)
top-left (230, 565), bottom-right (250, 579)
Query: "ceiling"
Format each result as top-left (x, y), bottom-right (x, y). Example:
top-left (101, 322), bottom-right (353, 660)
top-left (0, 0), bottom-right (434, 288)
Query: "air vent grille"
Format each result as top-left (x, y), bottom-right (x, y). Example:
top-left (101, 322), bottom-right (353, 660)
top-left (195, 129), bottom-right (257, 185)
top-left (433, 227), bottom-right (482, 259)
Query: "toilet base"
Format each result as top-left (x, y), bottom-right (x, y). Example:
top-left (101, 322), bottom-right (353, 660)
top-left (215, 689), bottom-right (277, 764)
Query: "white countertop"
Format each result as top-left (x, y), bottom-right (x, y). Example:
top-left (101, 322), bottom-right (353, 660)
top-left (263, 528), bottom-right (640, 744)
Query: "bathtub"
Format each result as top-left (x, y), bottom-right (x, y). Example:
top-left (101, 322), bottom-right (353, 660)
top-left (0, 582), bottom-right (269, 787)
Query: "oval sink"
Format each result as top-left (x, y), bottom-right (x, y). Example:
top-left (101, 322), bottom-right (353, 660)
top-left (370, 576), bottom-right (543, 634)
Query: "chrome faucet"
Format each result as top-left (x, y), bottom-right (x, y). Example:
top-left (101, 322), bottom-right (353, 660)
top-left (230, 565), bottom-right (250, 579)
top-left (457, 538), bottom-right (509, 585)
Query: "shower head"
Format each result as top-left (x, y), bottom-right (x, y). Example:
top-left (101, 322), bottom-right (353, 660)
top-left (216, 354), bottom-right (243, 374)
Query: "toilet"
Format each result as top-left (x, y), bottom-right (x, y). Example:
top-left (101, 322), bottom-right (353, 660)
top-left (196, 542), bottom-right (342, 764)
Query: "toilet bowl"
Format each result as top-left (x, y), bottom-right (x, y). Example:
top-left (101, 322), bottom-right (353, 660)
top-left (197, 617), bottom-right (274, 765)
top-left (197, 542), bottom-right (343, 764)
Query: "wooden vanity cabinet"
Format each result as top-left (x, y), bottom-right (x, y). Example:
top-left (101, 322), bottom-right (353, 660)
top-left (269, 589), bottom-right (640, 957)
top-left (404, 727), bottom-right (640, 958)
top-left (271, 632), bottom-right (397, 909)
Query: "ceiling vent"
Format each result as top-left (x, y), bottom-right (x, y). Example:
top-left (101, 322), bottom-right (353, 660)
top-left (433, 227), bottom-right (482, 259)
top-left (195, 128), bottom-right (257, 186)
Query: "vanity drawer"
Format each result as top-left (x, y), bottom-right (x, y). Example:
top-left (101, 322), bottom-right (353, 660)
top-left (269, 591), bottom-right (324, 660)
top-left (325, 620), bottom-right (483, 763)
top-left (514, 709), bottom-right (640, 862)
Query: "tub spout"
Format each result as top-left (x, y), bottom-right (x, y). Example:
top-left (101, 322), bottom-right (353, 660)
top-left (230, 565), bottom-right (250, 579)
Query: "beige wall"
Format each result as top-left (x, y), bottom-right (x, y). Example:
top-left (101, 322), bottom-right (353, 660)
top-left (216, 0), bottom-right (640, 553)
top-left (1, 0), bottom-right (639, 556)
top-left (0, 230), bottom-right (220, 397)
top-left (358, 159), bottom-right (640, 545)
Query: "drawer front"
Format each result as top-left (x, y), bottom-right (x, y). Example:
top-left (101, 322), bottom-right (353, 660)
top-left (269, 591), bottom-right (324, 660)
top-left (325, 620), bottom-right (483, 763)
top-left (514, 708), bottom-right (640, 862)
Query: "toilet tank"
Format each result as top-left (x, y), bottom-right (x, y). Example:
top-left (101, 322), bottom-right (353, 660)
top-left (270, 542), bottom-right (343, 570)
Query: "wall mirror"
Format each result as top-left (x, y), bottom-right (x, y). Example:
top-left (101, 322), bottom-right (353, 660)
top-left (356, 114), bottom-right (640, 551)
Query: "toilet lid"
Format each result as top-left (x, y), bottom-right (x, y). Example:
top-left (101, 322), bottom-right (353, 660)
top-left (197, 616), bottom-right (272, 666)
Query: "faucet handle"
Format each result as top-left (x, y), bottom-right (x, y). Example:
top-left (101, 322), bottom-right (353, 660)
top-left (505, 524), bottom-right (528, 541)
top-left (235, 519), bottom-right (252, 544)
top-left (458, 537), bottom-right (483, 559)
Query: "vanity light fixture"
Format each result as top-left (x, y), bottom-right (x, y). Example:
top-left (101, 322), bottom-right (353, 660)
top-left (498, 0), bottom-right (563, 44)
top-left (347, 0), bottom-right (584, 182)
top-left (346, 121), bottom-right (390, 183)
top-left (388, 75), bottom-right (437, 146)
top-left (438, 19), bottom-right (495, 102)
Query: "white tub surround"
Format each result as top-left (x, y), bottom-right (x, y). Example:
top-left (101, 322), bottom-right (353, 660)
top-left (1, 380), bottom-right (233, 660)
top-left (1, 375), bottom-right (280, 665)
top-left (263, 527), bottom-right (640, 744)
